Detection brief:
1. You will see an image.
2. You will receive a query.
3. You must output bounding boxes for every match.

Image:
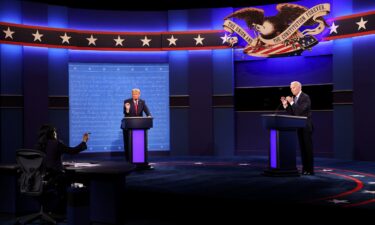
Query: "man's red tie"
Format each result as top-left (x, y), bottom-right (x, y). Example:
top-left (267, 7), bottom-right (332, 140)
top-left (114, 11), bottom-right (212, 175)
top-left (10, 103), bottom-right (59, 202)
top-left (135, 101), bottom-right (138, 115)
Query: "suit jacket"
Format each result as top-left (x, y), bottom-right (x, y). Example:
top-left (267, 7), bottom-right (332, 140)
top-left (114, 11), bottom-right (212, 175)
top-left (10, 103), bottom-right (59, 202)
top-left (123, 98), bottom-right (151, 117)
top-left (42, 140), bottom-right (87, 172)
top-left (285, 92), bottom-right (313, 131)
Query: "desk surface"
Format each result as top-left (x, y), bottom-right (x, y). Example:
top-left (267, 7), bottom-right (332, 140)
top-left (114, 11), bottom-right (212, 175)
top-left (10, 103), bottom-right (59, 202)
top-left (64, 161), bottom-right (136, 176)
top-left (0, 164), bottom-right (19, 174)
top-left (1, 161), bottom-right (136, 176)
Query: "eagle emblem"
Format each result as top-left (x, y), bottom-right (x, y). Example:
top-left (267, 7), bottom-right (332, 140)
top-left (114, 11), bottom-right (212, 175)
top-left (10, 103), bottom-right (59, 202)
top-left (223, 3), bottom-right (330, 57)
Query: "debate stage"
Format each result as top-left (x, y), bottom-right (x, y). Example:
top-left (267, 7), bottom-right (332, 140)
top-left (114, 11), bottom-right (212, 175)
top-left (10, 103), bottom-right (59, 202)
top-left (2, 156), bottom-right (374, 225)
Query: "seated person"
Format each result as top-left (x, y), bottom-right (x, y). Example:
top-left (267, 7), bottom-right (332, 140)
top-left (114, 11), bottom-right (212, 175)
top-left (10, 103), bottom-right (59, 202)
top-left (35, 124), bottom-right (89, 214)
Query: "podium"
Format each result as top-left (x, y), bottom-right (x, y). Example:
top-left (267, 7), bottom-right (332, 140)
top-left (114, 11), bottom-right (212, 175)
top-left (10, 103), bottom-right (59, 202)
top-left (121, 117), bottom-right (153, 169)
top-left (261, 114), bottom-right (307, 176)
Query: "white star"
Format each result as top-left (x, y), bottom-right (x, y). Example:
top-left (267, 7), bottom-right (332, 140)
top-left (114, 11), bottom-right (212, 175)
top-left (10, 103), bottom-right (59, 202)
top-left (3, 27), bottom-right (15, 39)
top-left (356, 17), bottom-right (368, 30)
top-left (329, 22), bottom-right (339, 34)
top-left (167, 35), bottom-right (178, 46)
top-left (32, 30), bottom-right (43, 42)
top-left (141, 36), bottom-right (151, 47)
top-left (86, 34), bottom-right (97, 46)
top-left (322, 169), bottom-right (333, 172)
top-left (363, 190), bottom-right (375, 194)
top-left (238, 163), bottom-right (250, 166)
top-left (60, 32), bottom-right (71, 44)
top-left (194, 34), bottom-right (205, 45)
top-left (220, 33), bottom-right (229, 44)
top-left (369, 182), bottom-right (375, 185)
top-left (114, 35), bottom-right (125, 46)
top-left (328, 199), bottom-right (349, 204)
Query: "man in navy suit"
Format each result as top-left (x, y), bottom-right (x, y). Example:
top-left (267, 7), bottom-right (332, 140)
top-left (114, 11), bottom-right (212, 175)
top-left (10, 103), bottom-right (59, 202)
top-left (281, 81), bottom-right (314, 175)
top-left (123, 88), bottom-right (151, 117)
top-left (123, 88), bottom-right (151, 161)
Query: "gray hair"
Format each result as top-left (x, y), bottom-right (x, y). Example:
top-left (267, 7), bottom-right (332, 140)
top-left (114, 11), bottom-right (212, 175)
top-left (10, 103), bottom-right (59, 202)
top-left (132, 88), bottom-right (141, 94)
top-left (290, 81), bottom-right (302, 88)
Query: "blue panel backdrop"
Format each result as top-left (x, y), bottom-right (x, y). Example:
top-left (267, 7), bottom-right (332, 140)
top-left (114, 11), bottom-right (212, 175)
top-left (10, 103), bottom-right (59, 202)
top-left (69, 63), bottom-right (170, 152)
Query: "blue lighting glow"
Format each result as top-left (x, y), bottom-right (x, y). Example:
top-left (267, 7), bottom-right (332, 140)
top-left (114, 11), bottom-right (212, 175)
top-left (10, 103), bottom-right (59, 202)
top-left (48, 5), bottom-right (68, 28)
top-left (168, 10), bottom-right (188, 31)
top-left (0, 0), bottom-right (22, 23)
top-left (0, 44), bottom-right (23, 94)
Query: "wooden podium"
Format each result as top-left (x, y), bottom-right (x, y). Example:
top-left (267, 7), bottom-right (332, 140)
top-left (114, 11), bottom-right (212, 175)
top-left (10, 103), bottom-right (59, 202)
top-left (121, 117), bottom-right (153, 169)
top-left (261, 114), bottom-right (307, 176)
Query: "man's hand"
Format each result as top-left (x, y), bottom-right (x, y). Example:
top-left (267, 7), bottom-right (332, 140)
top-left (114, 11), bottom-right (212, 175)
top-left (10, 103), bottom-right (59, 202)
top-left (82, 133), bottom-right (89, 143)
top-left (125, 103), bottom-right (130, 113)
top-left (280, 96), bottom-right (287, 105)
top-left (286, 96), bottom-right (293, 104)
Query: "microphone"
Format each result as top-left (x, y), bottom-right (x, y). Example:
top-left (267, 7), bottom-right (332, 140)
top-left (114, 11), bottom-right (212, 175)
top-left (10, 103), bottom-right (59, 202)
top-left (274, 96), bottom-right (287, 115)
top-left (273, 102), bottom-right (282, 115)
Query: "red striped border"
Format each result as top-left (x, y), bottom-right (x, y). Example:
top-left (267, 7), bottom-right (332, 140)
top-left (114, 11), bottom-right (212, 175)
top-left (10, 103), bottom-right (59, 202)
top-left (1, 9), bottom-right (375, 51)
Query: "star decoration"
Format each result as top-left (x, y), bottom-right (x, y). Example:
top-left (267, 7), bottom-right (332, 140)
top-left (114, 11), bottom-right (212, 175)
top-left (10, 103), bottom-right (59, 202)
top-left (329, 22), bottom-right (339, 34)
top-left (369, 182), bottom-right (375, 185)
top-left (356, 17), bottom-right (368, 31)
top-left (194, 34), bottom-right (205, 45)
top-left (220, 33), bottom-right (229, 44)
top-left (3, 27), bottom-right (15, 39)
top-left (114, 35), bottom-right (125, 46)
top-left (86, 34), bottom-right (97, 46)
top-left (141, 36), bottom-right (152, 47)
top-left (328, 199), bottom-right (349, 204)
top-left (363, 190), bottom-right (375, 194)
top-left (167, 35), bottom-right (178, 46)
top-left (32, 30), bottom-right (43, 42)
top-left (60, 32), bottom-right (71, 44)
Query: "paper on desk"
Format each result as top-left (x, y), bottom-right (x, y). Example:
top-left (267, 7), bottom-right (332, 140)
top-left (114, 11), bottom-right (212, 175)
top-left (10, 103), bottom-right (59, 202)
top-left (73, 162), bottom-right (100, 167)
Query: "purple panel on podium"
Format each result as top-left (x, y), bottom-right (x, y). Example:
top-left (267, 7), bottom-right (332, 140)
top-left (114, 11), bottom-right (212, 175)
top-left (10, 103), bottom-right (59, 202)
top-left (132, 130), bottom-right (145, 163)
top-left (270, 129), bottom-right (277, 169)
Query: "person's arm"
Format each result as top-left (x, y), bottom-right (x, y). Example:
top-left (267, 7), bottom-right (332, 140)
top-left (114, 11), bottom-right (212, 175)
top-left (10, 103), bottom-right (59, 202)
top-left (290, 95), bottom-right (311, 116)
top-left (124, 100), bottom-right (131, 117)
top-left (59, 133), bottom-right (89, 154)
top-left (143, 100), bottom-right (151, 117)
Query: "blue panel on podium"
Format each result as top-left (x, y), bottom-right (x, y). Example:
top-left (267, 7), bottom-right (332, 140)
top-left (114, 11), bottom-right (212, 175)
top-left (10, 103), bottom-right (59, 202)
top-left (262, 114), bottom-right (307, 129)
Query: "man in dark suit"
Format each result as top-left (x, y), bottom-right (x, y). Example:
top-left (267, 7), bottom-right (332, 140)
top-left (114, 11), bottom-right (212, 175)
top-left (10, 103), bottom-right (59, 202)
top-left (281, 81), bottom-right (314, 175)
top-left (123, 88), bottom-right (151, 161)
top-left (123, 88), bottom-right (151, 117)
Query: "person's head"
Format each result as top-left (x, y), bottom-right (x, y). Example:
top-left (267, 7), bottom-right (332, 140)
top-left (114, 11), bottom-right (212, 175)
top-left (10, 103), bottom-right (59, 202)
top-left (132, 88), bottom-right (141, 100)
top-left (36, 124), bottom-right (57, 151)
top-left (290, 81), bottom-right (302, 96)
top-left (38, 124), bottom-right (57, 140)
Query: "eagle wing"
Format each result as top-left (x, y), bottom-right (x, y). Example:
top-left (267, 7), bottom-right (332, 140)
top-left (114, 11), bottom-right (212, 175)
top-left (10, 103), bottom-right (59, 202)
top-left (276, 3), bottom-right (328, 26)
top-left (224, 7), bottom-right (264, 29)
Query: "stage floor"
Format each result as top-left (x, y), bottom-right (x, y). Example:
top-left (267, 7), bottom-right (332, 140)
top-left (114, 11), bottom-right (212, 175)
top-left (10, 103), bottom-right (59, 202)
top-left (124, 156), bottom-right (375, 224)
top-left (1, 156), bottom-right (374, 224)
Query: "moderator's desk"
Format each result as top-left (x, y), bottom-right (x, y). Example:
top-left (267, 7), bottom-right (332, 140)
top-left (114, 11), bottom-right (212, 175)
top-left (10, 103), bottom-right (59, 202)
top-left (0, 164), bottom-right (21, 214)
top-left (64, 161), bottom-right (136, 224)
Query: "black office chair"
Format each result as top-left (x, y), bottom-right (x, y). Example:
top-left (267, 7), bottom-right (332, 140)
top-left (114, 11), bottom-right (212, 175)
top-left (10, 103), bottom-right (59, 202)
top-left (15, 149), bottom-right (57, 225)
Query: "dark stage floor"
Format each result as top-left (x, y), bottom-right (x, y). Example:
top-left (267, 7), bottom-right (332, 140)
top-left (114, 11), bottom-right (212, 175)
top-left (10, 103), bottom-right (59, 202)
top-left (1, 156), bottom-right (375, 224)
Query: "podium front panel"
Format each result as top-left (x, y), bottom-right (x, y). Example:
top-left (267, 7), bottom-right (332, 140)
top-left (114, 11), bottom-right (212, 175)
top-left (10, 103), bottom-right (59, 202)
top-left (132, 130), bottom-right (145, 163)
top-left (270, 129), bottom-right (277, 169)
